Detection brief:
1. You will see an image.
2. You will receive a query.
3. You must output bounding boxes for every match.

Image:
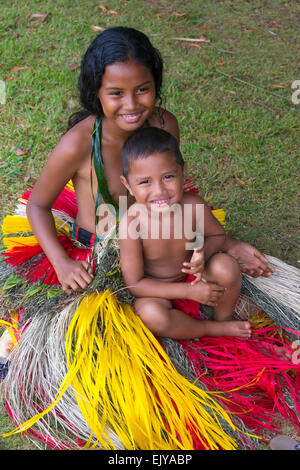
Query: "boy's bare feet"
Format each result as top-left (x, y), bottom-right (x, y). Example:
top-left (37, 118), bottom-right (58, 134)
top-left (202, 320), bottom-right (251, 339)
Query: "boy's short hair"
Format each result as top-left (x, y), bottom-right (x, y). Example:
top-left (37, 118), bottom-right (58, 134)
top-left (121, 127), bottom-right (184, 179)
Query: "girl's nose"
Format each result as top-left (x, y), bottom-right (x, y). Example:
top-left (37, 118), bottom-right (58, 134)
top-left (123, 93), bottom-right (136, 111)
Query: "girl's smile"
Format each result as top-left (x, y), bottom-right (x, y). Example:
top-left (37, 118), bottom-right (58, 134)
top-left (97, 58), bottom-right (156, 132)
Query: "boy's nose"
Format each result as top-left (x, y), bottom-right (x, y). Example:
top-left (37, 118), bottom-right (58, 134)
top-left (152, 180), bottom-right (166, 196)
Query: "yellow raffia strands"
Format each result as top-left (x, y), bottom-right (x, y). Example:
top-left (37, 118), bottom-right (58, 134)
top-left (0, 319), bottom-right (19, 346)
top-left (1, 216), bottom-right (32, 235)
top-left (2, 216), bottom-right (69, 249)
top-left (3, 291), bottom-right (242, 450)
top-left (66, 180), bottom-right (75, 192)
top-left (3, 235), bottom-right (39, 249)
top-left (212, 209), bottom-right (226, 227)
top-left (2, 215), bottom-right (69, 237)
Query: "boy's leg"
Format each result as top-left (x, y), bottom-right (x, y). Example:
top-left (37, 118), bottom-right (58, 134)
top-left (134, 296), bottom-right (251, 339)
top-left (204, 252), bottom-right (244, 320)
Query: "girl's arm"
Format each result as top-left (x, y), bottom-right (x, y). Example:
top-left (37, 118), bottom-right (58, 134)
top-left (198, 197), bottom-right (274, 277)
top-left (27, 132), bottom-right (94, 293)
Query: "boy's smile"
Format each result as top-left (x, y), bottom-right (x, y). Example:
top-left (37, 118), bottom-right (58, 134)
top-left (97, 58), bottom-right (156, 132)
top-left (121, 151), bottom-right (185, 211)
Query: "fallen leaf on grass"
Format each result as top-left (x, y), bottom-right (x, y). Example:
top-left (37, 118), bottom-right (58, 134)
top-left (171, 35), bottom-right (210, 43)
top-left (10, 66), bottom-right (30, 72)
top-left (67, 63), bottom-right (80, 71)
top-left (99, 4), bottom-right (118, 14)
top-left (242, 26), bottom-right (255, 32)
top-left (269, 20), bottom-right (283, 28)
top-left (234, 171), bottom-right (246, 185)
top-left (269, 84), bottom-right (286, 89)
top-left (42, 45), bottom-right (57, 50)
top-left (227, 90), bottom-right (236, 94)
top-left (90, 25), bottom-right (106, 32)
top-left (188, 43), bottom-right (202, 49)
top-left (30, 13), bottom-right (51, 22)
top-left (172, 12), bottom-right (186, 17)
top-left (215, 62), bottom-right (225, 66)
top-left (10, 145), bottom-right (32, 157)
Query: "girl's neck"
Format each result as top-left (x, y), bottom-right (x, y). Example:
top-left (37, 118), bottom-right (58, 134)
top-left (102, 116), bottom-right (138, 143)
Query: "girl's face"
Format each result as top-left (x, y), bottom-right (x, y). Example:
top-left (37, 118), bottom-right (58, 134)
top-left (97, 58), bottom-right (156, 132)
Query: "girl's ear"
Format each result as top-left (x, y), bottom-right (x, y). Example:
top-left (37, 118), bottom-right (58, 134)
top-left (120, 175), bottom-right (134, 196)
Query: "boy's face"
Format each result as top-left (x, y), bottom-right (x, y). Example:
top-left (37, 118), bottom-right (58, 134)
top-left (120, 151), bottom-right (186, 211)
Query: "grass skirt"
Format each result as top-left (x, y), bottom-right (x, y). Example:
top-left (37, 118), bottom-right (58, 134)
top-left (0, 183), bottom-right (300, 450)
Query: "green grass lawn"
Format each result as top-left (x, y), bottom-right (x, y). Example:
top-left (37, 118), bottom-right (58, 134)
top-left (0, 0), bottom-right (299, 450)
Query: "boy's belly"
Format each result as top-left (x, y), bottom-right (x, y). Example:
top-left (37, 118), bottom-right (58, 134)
top-left (144, 257), bottom-right (189, 283)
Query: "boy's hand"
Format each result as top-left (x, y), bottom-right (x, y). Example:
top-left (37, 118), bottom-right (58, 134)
top-left (55, 258), bottom-right (94, 295)
top-left (187, 279), bottom-right (225, 306)
top-left (182, 247), bottom-right (205, 285)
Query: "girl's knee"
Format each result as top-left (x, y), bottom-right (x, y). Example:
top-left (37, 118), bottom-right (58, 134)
top-left (207, 253), bottom-right (241, 285)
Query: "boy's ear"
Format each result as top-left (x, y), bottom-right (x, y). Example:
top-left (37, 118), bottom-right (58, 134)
top-left (120, 175), bottom-right (134, 196)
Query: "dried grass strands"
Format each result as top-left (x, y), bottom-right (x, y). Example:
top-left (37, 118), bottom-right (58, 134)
top-left (242, 256), bottom-right (300, 334)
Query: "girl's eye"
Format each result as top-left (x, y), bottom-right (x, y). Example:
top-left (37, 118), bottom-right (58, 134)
top-left (137, 87), bottom-right (149, 94)
top-left (164, 174), bottom-right (174, 180)
top-left (109, 91), bottom-right (122, 96)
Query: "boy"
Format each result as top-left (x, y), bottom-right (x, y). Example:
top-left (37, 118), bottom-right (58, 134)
top-left (119, 127), bottom-right (251, 340)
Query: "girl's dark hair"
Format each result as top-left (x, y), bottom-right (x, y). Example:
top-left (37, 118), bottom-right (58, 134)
top-left (68, 27), bottom-right (163, 129)
top-left (121, 127), bottom-right (184, 180)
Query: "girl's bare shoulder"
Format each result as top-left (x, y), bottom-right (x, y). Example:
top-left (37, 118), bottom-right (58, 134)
top-left (149, 107), bottom-right (180, 141)
top-left (54, 115), bottom-right (96, 163)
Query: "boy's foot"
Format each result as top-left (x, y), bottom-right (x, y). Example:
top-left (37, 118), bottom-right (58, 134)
top-left (204, 320), bottom-right (251, 339)
top-left (270, 435), bottom-right (300, 450)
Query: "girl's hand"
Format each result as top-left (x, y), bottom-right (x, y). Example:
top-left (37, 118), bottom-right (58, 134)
top-left (226, 241), bottom-right (274, 278)
top-left (55, 258), bottom-right (94, 295)
top-left (182, 247), bottom-right (205, 285)
top-left (187, 279), bottom-right (225, 306)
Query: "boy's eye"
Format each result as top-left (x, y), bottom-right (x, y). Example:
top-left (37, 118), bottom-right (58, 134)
top-left (164, 174), bottom-right (174, 180)
top-left (138, 179), bottom-right (150, 185)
